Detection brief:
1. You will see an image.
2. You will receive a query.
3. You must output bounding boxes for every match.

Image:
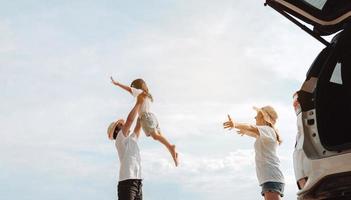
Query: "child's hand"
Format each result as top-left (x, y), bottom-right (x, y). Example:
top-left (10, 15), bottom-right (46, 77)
top-left (223, 114), bottom-right (235, 130)
top-left (110, 76), bottom-right (118, 85)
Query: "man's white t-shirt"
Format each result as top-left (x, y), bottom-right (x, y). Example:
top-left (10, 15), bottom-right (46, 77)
top-left (254, 126), bottom-right (285, 185)
top-left (130, 88), bottom-right (151, 114)
top-left (115, 130), bottom-right (142, 181)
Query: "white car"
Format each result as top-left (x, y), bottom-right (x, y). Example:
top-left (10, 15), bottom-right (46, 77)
top-left (293, 28), bottom-right (351, 199)
top-left (264, 0), bottom-right (351, 199)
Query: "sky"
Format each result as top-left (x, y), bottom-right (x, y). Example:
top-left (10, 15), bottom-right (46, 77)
top-left (0, 0), bottom-right (327, 199)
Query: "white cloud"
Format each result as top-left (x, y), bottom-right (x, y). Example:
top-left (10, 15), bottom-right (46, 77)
top-left (0, 20), bottom-right (16, 53)
top-left (140, 147), bottom-right (297, 199)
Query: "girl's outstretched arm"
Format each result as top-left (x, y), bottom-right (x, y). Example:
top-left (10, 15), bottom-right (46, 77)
top-left (110, 76), bottom-right (132, 94)
top-left (223, 114), bottom-right (259, 138)
top-left (235, 123), bottom-right (259, 138)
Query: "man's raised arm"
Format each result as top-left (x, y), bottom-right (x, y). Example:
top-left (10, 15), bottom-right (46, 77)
top-left (121, 94), bottom-right (145, 136)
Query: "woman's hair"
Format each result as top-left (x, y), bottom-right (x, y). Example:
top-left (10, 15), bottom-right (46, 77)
top-left (267, 122), bottom-right (282, 145)
top-left (130, 78), bottom-right (154, 102)
top-left (257, 109), bottom-right (282, 145)
top-left (274, 127), bottom-right (283, 145)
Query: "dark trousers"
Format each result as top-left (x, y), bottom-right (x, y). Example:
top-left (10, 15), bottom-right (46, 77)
top-left (117, 179), bottom-right (143, 200)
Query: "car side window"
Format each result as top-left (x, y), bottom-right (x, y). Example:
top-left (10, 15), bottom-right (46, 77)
top-left (329, 62), bottom-right (343, 85)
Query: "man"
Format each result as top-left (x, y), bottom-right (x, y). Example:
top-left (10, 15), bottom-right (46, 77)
top-left (107, 94), bottom-right (145, 200)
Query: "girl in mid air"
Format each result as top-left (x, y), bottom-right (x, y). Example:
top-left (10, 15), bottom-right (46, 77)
top-left (111, 76), bottom-right (179, 166)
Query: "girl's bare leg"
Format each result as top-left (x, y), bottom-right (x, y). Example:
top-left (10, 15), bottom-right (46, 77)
top-left (264, 192), bottom-right (281, 200)
top-left (149, 131), bottom-right (178, 166)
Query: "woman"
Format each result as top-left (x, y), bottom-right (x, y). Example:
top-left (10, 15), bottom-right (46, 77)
top-left (223, 106), bottom-right (285, 200)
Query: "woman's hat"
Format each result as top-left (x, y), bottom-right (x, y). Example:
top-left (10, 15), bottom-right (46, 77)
top-left (253, 105), bottom-right (278, 125)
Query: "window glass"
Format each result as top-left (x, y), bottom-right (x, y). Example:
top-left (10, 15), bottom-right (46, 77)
top-left (303, 0), bottom-right (327, 10)
top-left (330, 62), bottom-right (343, 85)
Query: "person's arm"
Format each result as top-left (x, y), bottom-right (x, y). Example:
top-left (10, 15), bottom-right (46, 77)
top-left (121, 95), bottom-right (144, 136)
top-left (235, 123), bottom-right (259, 138)
top-left (110, 76), bottom-right (132, 94)
top-left (134, 118), bottom-right (142, 138)
top-left (223, 115), bottom-right (259, 138)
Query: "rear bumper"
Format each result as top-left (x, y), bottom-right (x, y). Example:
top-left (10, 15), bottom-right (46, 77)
top-left (307, 172), bottom-right (351, 199)
top-left (294, 150), bottom-right (351, 199)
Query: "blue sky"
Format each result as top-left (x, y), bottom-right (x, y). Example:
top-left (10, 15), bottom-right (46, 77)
top-left (1, 0), bottom-right (326, 199)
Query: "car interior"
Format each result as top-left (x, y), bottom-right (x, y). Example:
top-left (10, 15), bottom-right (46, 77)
top-left (315, 27), bottom-right (351, 151)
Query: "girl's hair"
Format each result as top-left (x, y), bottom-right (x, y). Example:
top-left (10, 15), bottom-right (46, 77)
top-left (266, 122), bottom-right (282, 145)
top-left (130, 78), bottom-right (154, 102)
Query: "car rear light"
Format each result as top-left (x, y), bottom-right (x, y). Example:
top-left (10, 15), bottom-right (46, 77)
top-left (293, 92), bottom-right (302, 115)
top-left (297, 177), bottom-right (308, 190)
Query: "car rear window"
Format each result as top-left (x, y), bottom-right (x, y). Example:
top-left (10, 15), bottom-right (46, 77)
top-left (303, 0), bottom-right (327, 10)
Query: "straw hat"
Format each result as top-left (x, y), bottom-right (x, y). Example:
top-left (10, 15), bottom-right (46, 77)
top-left (107, 119), bottom-right (124, 139)
top-left (253, 105), bottom-right (278, 125)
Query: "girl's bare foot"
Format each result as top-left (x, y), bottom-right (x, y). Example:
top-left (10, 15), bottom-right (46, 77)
top-left (170, 145), bottom-right (179, 167)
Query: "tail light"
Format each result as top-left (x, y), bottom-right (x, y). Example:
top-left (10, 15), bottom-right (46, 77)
top-left (297, 177), bottom-right (308, 190)
top-left (293, 92), bottom-right (302, 115)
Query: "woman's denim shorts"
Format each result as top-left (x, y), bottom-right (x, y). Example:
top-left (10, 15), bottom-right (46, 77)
top-left (261, 181), bottom-right (285, 197)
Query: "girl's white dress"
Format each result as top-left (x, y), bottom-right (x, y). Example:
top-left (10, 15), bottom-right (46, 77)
top-left (131, 88), bottom-right (160, 136)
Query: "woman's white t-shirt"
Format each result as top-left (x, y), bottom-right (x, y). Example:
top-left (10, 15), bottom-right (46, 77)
top-left (115, 131), bottom-right (142, 181)
top-left (131, 88), bottom-right (151, 114)
top-left (254, 126), bottom-right (285, 185)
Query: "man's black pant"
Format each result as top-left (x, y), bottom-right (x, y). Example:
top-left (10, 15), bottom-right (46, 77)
top-left (118, 179), bottom-right (143, 200)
